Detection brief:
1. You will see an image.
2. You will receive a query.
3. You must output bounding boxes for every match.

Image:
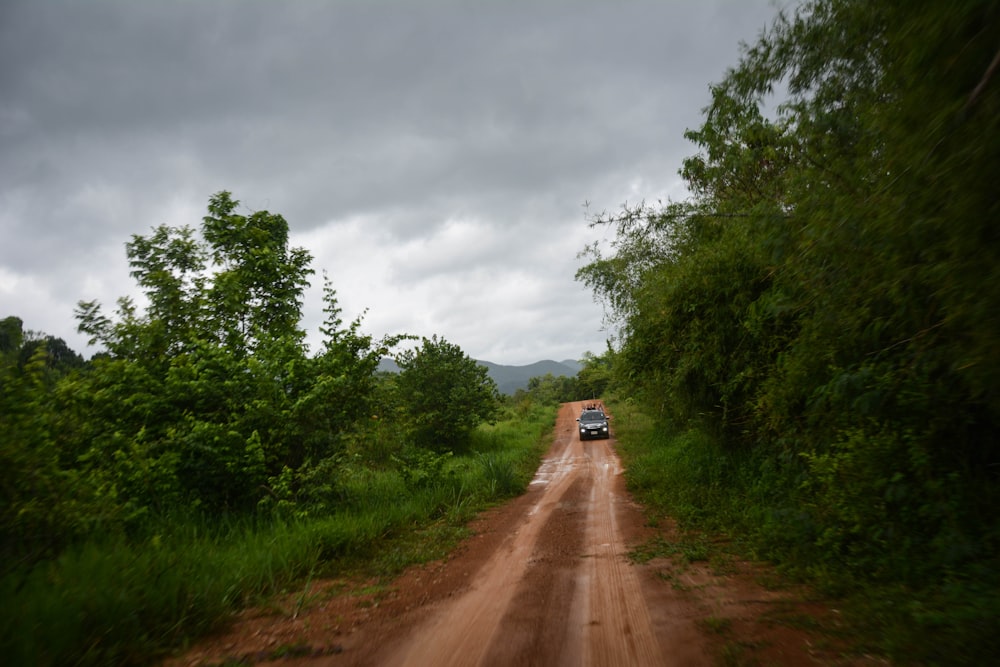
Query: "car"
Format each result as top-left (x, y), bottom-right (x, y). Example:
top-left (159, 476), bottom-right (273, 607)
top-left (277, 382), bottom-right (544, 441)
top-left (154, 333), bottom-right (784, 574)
top-left (577, 408), bottom-right (610, 440)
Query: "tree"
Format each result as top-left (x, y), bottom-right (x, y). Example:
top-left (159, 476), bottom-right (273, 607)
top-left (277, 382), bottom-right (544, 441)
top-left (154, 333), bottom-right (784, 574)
top-left (394, 336), bottom-right (499, 452)
top-left (0, 316), bottom-right (24, 354)
top-left (0, 318), bottom-right (108, 566)
top-left (577, 1), bottom-right (1000, 657)
top-left (79, 191), bottom-right (314, 361)
top-left (70, 192), bottom-right (326, 513)
top-left (275, 274), bottom-right (409, 471)
top-left (201, 191), bottom-right (313, 356)
top-left (514, 373), bottom-right (578, 406)
top-left (575, 349), bottom-right (613, 401)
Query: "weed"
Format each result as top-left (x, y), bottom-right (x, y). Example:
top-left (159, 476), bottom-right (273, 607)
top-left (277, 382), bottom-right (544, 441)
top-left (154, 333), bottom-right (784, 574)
top-left (717, 640), bottom-right (759, 667)
top-left (709, 552), bottom-right (737, 576)
top-left (670, 576), bottom-right (691, 592)
top-left (291, 565), bottom-right (318, 619)
top-left (628, 534), bottom-right (711, 564)
top-left (609, 398), bottom-right (1000, 665)
top-left (701, 615), bottom-right (733, 634)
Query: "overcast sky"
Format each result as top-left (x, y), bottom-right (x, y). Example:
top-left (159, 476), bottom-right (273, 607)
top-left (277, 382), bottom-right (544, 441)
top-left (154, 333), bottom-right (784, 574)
top-left (1, 0), bottom-right (793, 366)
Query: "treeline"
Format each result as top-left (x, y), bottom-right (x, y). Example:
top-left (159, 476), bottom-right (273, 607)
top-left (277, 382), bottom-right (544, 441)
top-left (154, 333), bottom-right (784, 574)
top-left (1, 191), bottom-right (595, 664)
top-left (579, 0), bottom-right (998, 662)
top-left (1, 191), bottom-right (506, 568)
top-left (508, 350), bottom-right (612, 407)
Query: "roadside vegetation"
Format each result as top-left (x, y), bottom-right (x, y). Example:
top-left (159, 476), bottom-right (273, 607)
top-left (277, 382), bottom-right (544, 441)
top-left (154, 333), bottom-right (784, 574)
top-left (0, 192), bottom-right (572, 666)
top-left (1, 404), bottom-right (557, 666)
top-left (7, 1), bottom-right (998, 665)
top-left (578, 1), bottom-right (999, 664)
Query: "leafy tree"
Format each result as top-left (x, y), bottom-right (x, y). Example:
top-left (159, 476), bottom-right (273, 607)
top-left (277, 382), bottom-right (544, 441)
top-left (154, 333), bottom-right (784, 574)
top-left (579, 0), bottom-right (1000, 657)
top-left (0, 318), bottom-right (110, 566)
top-left (575, 349), bottom-right (614, 402)
top-left (394, 336), bottom-right (499, 452)
top-left (20, 336), bottom-right (85, 373)
top-left (72, 192), bottom-right (420, 518)
top-left (270, 275), bottom-right (409, 477)
top-left (67, 193), bottom-right (404, 515)
top-left (201, 191), bottom-right (313, 356)
top-left (0, 316), bottom-right (84, 373)
top-left (511, 373), bottom-right (578, 407)
top-left (0, 316), bottom-right (23, 354)
top-left (79, 191), bottom-right (313, 361)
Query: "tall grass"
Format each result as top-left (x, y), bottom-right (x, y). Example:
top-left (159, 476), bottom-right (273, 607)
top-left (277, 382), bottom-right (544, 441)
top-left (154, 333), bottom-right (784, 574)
top-left (1, 403), bottom-right (558, 667)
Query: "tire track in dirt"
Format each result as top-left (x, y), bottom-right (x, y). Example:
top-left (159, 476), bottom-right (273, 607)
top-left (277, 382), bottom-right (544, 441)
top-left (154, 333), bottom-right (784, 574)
top-left (479, 475), bottom-right (589, 666)
top-left (579, 437), bottom-right (664, 666)
top-left (383, 401), bottom-right (664, 666)
top-left (383, 406), bottom-right (584, 666)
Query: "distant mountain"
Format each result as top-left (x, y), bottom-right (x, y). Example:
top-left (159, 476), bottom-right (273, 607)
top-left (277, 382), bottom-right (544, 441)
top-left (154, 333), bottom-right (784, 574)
top-left (477, 359), bottom-right (582, 395)
top-left (376, 357), bottom-right (581, 395)
top-left (559, 359), bottom-right (583, 374)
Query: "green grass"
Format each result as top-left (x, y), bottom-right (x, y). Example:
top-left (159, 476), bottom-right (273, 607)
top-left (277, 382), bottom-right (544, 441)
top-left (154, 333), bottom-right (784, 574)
top-left (0, 403), bottom-right (558, 667)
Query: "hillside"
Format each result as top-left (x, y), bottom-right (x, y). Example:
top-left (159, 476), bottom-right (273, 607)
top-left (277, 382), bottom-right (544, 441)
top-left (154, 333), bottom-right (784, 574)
top-left (377, 358), bottom-right (581, 395)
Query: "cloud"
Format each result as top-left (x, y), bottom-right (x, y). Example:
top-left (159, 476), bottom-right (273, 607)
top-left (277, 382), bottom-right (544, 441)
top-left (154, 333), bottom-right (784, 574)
top-left (0, 0), bottom-right (794, 365)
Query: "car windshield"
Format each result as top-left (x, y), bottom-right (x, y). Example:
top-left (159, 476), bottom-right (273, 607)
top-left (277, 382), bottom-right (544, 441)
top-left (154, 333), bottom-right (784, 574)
top-left (580, 410), bottom-right (605, 421)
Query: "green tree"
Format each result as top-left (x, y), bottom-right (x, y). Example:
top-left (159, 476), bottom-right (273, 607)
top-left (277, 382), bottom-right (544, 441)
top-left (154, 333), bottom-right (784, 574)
top-left (394, 336), bottom-right (499, 452)
top-left (271, 275), bottom-right (409, 473)
top-left (69, 192), bottom-right (326, 513)
top-left (514, 373), bottom-right (578, 406)
top-left (578, 1), bottom-right (1000, 659)
top-left (67, 193), bottom-right (416, 517)
top-left (201, 191), bottom-right (313, 356)
top-left (0, 316), bottom-right (24, 354)
top-left (0, 318), bottom-right (109, 566)
top-left (79, 191), bottom-right (313, 360)
top-left (575, 349), bottom-right (614, 402)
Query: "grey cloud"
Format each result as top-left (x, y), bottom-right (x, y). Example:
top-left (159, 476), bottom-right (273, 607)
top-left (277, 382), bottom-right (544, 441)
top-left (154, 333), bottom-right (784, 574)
top-left (1, 0), bottom-right (793, 363)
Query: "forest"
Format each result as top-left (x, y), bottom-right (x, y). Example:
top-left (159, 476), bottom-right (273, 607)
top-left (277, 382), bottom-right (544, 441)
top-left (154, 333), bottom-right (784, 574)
top-left (578, 0), bottom-right (999, 662)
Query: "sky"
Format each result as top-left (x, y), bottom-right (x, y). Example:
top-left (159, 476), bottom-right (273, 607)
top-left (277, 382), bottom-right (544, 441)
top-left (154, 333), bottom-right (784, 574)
top-left (0, 0), bottom-right (794, 366)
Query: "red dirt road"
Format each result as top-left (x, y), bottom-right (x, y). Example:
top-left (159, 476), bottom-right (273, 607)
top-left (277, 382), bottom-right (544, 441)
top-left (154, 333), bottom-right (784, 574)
top-left (169, 402), bottom-right (880, 667)
top-left (384, 401), bottom-right (665, 666)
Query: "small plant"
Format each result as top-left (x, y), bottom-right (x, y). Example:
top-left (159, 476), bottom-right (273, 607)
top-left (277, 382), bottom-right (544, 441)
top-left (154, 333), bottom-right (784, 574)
top-left (393, 448), bottom-right (455, 490)
top-left (709, 552), bottom-right (737, 576)
top-left (628, 534), bottom-right (711, 564)
top-left (477, 452), bottom-right (519, 498)
top-left (717, 640), bottom-right (760, 667)
top-left (701, 615), bottom-right (733, 634)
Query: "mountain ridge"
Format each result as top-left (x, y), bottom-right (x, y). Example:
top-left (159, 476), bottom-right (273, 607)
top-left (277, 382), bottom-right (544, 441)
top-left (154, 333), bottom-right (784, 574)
top-left (377, 357), bottom-right (582, 395)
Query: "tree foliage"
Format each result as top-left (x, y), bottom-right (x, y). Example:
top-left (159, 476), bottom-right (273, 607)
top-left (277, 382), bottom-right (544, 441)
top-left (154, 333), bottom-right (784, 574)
top-left (394, 336), bottom-right (500, 452)
top-left (0, 318), bottom-right (111, 565)
top-left (0, 193), bottom-right (413, 563)
top-left (1, 192), bottom-right (508, 570)
top-left (579, 0), bottom-right (1000, 658)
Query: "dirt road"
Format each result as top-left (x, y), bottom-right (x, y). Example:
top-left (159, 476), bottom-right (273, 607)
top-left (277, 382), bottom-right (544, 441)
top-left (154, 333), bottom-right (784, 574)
top-left (382, 401), bottom-right (667, 666)
top-left (171, 402), bottom-right (875, 667)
